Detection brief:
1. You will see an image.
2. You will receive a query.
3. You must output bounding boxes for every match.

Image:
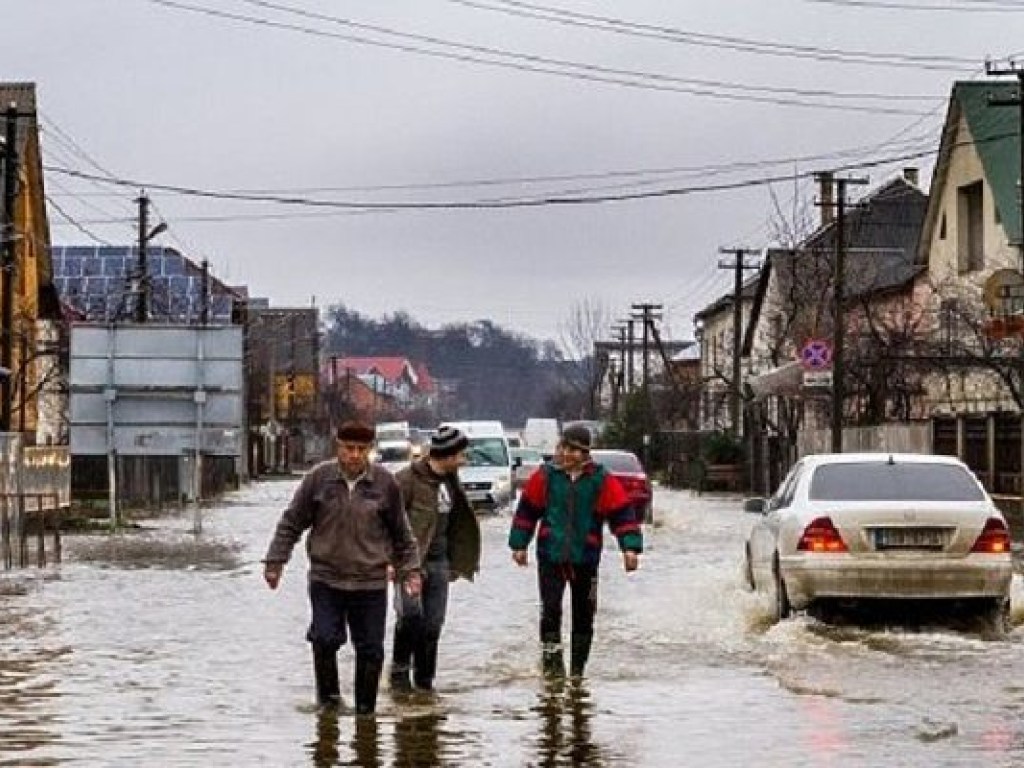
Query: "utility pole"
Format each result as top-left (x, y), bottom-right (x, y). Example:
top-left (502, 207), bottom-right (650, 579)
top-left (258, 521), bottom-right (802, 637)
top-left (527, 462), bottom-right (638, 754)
top-left (817, 173), bottom-right (868, 453)
top-left (1, 104), bottom-right (19, 433)
top-left (631, 303), bottom-right (663, 396)
top-left (718, 249), bottom-right (761, 436)
top-left (135, 192), bottom-right (149, 323)
top-left (986, 61), bottom-right (1024, 267)
top-left (625, 318), bottom-right (636, 391)
top-left (631, 303), bottom-right (663, 467)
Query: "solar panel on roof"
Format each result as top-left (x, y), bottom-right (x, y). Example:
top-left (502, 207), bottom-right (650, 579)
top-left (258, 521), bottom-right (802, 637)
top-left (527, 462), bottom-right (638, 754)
top-left (51, 245), bottom-right (238, 324)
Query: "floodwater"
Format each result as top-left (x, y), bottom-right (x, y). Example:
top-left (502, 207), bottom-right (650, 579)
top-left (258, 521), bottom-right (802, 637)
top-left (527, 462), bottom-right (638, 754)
top-left (4, 479), bottom-right (1024, 766)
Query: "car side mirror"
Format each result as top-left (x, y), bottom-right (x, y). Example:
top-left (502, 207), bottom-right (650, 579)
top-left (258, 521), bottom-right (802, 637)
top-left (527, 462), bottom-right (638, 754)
top-left (743, 497), bottom-right (766, 514)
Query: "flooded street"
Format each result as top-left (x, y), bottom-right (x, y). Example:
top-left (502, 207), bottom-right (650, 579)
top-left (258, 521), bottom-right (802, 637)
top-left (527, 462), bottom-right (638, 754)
top-left (5, 478), bottom-right (1024, 766)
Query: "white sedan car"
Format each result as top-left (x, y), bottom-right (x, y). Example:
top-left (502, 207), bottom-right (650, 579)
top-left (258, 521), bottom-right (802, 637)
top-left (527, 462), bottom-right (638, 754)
top-left (743, 453), bottom-right (1013, 633)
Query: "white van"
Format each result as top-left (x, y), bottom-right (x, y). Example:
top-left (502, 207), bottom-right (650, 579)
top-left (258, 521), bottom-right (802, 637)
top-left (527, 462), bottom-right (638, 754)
top-left (522, 418), bottom-right (560, 460)
top-left (439, 420), bottom-right (513, 512)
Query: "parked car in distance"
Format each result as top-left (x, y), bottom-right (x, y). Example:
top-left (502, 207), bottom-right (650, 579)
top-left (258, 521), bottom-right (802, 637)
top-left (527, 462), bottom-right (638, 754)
top-left (590, 449), bottom-right (653, 524)
top-left (375, 439), bottom-right (413, 474)
top-left (511, 447), bottom-right (544, 490)
top-left (743, 453), bottom-right (1013, 635)
top-left (439, 420), bottom-right (513, 512)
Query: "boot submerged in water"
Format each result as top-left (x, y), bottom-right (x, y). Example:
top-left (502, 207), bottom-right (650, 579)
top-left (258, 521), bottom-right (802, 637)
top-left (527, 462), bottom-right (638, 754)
top-left (354, 657), bottom-right (383, 716)
top-left (313, 647), bottom-right (341, 709)
top-left (389, 663), bottom-right (413, 694)
top-left (569, 633), bottom-right (593, 678)
top-left (540, 633), bottom-right (565, 679)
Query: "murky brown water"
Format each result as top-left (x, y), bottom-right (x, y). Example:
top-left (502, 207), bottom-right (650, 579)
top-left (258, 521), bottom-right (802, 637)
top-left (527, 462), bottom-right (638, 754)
top-left (3, 479), bottom-right (1024, 766)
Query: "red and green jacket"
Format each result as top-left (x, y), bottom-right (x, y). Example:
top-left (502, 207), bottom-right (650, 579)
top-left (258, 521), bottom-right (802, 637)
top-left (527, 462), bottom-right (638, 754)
top-left (508, 461), bottom-right (643, 565)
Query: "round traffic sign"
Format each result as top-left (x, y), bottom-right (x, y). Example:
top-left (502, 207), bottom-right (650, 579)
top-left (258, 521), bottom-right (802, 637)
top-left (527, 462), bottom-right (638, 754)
top-left (800, 338), bottom-right (832, 371)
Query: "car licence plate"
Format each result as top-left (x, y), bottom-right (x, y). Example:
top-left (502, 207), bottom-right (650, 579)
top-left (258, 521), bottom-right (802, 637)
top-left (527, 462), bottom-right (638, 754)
top-left (873, 527), bottom-right (946, 550)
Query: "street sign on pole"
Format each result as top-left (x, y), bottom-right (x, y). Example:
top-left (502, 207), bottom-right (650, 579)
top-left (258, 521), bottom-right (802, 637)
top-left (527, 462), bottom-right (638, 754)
top-left (803, 370), bottom-right (833, 389)
top-left (799, 338), bottom-right (833, 371)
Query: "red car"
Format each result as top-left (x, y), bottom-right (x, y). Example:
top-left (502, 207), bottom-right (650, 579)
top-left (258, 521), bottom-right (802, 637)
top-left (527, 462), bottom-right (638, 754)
top-left (590, 449), bottom-right (653, 524)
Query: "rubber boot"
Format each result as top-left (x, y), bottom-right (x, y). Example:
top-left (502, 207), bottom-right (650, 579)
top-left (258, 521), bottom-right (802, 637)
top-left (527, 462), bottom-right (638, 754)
top-left (540, 632), bottom-right (565, 679)
top-left (354, 656), bottom-right (383, 716)
top-left (390, 625), bottom-right (415, 693)
top-left (569, 633), bottom-right (593, 678)
top-left (413, 639), bottom-right (439, 691)
top-left (313, 647), bottom-right (341, 708)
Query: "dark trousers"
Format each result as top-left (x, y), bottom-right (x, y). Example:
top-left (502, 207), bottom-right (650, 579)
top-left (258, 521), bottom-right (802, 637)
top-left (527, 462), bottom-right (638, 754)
top-left (537, 561), bottom-right (598, 640)
top-left (308, 581), bottom-right (388, 712)
top-left (307, 581), bottom-right (387, 662)
top-left (393, 559), bottom-right (450, 686)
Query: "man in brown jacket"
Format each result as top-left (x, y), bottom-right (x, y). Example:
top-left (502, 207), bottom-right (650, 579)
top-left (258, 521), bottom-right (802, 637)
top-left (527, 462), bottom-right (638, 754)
top-left (391, 425), bottom-right (481, 693)
top-left (263, 421), bottom-right (421, 714)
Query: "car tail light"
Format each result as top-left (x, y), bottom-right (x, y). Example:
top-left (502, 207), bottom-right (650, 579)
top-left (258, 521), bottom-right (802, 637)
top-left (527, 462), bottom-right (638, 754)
top-left (797, 517), bottom-right (848, 553)
top-left (971, 518), bottom-right (1011, 554)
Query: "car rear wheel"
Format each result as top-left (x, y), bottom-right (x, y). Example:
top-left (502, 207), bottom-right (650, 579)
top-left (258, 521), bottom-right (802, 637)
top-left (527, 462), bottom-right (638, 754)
top-left (772, 560), bottom-right (791, 622)
top-left (979, 597), bottom-right (1011, 639)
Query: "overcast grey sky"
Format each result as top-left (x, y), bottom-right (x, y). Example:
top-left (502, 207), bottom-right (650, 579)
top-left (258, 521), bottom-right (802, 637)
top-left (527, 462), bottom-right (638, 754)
top-left (5, 0), bottom-right (1023, 342)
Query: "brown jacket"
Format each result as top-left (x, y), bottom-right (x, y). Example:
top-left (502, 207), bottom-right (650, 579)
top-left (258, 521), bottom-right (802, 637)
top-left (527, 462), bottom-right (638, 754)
top-left (264, 460), bottom-right (419, 590)
top-left (395, 458), bottom-right (481, 581)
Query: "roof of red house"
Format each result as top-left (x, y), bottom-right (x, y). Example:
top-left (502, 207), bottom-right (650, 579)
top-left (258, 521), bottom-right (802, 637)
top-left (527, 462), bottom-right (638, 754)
top-left (411, 361), bottom-right (435, 393)
top-left (325, 356), bottom-right (437, 392)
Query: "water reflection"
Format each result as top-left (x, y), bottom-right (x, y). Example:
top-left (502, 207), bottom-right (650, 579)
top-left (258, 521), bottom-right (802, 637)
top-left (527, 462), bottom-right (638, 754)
top-left (309, 709), bottom-right (341, 768)
top-left (351, 717), bottom-right (381, 768)
top-left (308, 711), bottom-right (381, 768)
top-left (394, 711), bottom-right (445, 767)
top-left (532, 680), bottom-right (604, 767)
top-left (0, 601), bottom-right (66, 765)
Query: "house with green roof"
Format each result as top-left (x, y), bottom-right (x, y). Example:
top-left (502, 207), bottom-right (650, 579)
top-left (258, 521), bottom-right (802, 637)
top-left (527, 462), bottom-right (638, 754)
top-left (917, 79), bottom-right (1023, 417)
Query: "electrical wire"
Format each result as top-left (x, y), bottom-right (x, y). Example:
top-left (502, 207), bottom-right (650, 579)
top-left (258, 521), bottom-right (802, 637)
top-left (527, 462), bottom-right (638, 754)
top-left (45, 141), bottom-right (969, 211)
top-left (445, 0), bottom-right (979, 71)
top-left (805, 0), bottom-right (1024, 10)
top-left (138, 0), bottom-right (934, 115)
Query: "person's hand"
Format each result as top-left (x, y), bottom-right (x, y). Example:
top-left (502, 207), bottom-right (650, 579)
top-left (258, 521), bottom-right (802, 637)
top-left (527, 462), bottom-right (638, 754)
top-left (264, 562), bottom-right (283, 590)
top-left (512, 549), bottom-right (529, 567)
top-left (387, 564), bottom-right (396, 582)
top-left (403, 571), bottom-right (423, 597)
top-left (622, 551), bottom-right (639, 573)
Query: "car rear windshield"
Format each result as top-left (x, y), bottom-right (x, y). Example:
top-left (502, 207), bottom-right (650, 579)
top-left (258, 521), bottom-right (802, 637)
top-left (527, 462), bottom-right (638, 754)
top-left (593, 452), bottom-right (642, 473)
top-left (809, 462), bottom-right (986, 502)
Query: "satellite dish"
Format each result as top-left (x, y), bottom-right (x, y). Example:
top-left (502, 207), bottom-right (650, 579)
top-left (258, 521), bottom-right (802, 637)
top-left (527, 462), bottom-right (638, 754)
top-left (983, 269), bottom-right (1024, 314)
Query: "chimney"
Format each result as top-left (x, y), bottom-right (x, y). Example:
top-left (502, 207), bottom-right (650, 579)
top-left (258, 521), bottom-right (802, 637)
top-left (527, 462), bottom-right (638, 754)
top-left (818, 171), bottom-right (835, 228)
top-left (903, 167), bottom-right (919, 187)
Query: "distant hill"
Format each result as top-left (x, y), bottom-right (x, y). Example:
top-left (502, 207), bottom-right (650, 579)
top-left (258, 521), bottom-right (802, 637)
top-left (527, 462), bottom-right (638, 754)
top-left (322, 305), bottom-right (581, 425)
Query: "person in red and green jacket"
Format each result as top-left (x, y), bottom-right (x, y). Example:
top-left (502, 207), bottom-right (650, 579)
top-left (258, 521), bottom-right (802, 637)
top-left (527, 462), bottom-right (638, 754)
top-left (509, 425), bottom-right (642, 678)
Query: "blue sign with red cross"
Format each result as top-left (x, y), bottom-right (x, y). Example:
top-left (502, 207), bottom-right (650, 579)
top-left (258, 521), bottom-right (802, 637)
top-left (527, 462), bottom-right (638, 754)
top-left (799, 338), bottom-right (832, 371)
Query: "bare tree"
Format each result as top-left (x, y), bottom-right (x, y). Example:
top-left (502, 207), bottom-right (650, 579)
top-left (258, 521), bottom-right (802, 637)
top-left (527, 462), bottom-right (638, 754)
top-left (554, 298), bottom-right (613, 419)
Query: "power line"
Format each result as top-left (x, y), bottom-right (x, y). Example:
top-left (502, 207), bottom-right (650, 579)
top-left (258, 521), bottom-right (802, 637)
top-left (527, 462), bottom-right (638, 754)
top-left (44, 195), bottom-right (115, 246)
top-left (45, 142), bottom-right (962, 211)
top-left (138, 0), bottom-right (933, 115)
top-left (446, 0), bottom-right (979, 71)
top-left (805, 0), bottom-right (1024, 10)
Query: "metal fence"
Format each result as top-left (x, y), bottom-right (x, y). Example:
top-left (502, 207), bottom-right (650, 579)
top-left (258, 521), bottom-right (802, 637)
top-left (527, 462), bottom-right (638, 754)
top-left (0, 435), bottom-right (69, 570)
top-left (798, 422), bottom-right (932, 457)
